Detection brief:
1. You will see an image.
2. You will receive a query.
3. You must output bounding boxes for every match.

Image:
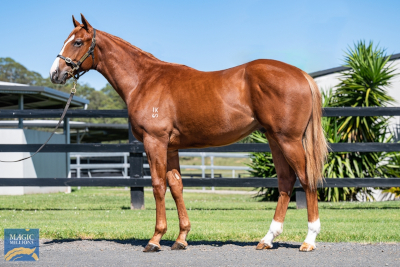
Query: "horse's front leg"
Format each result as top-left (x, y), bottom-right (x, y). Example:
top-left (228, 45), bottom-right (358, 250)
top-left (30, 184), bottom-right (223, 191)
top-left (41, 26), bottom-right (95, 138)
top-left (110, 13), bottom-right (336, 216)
top-left (166, 150), bottom-right (191, 250)
top-left (143, 135), bottom-right (168, 252)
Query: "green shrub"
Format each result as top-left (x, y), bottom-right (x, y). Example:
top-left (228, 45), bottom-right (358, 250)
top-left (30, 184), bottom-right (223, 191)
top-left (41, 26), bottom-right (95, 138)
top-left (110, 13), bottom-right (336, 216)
top-left (247, 131), bottom-right (278, 201)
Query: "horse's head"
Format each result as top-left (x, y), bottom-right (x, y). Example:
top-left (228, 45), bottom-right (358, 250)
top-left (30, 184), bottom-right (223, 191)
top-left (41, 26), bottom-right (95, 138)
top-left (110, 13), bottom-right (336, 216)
top-left (50, 14), bottom-right (97, 84)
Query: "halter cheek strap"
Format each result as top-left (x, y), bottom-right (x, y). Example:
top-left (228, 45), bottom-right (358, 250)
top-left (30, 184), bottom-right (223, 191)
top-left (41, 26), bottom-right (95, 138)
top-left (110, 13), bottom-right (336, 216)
top-left (57, 28), bottom-right (96, 80)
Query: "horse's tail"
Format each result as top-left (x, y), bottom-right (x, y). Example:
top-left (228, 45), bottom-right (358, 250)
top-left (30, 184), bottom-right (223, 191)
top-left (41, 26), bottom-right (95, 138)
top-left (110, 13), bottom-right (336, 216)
top-left (301, 71), bottom-right (328, 190)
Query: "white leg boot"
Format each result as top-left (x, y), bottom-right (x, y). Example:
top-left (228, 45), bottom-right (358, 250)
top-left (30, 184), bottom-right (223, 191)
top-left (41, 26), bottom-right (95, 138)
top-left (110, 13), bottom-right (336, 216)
top-left (257, 220), bottom-right (283, 249)
top-left (300, 218), bottom-right (321, 251)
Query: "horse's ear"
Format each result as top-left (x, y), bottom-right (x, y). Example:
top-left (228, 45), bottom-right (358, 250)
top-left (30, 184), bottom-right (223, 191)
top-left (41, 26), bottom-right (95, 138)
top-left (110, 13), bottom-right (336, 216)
top-left (80, 14), bottom-right (93, 31)
top-left (72, 15), bottom-right (80, 28)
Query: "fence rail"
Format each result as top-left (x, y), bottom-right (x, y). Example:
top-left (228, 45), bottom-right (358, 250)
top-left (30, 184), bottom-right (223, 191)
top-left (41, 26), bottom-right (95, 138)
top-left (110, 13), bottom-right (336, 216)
top-left (1, 107), bottom-right (400, 209)
top-left (0, 178), bottom-right (398, 188)
top-left (1, 143), bottom-right (400, 153)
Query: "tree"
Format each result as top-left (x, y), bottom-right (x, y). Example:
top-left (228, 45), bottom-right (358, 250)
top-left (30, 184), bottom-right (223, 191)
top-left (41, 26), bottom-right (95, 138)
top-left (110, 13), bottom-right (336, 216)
top-left (100, 83), bottom-right (126, 110)
top-left (0, 57), bottom-right (43, 85)
top-left (82, 84), bottom-right (127, 124)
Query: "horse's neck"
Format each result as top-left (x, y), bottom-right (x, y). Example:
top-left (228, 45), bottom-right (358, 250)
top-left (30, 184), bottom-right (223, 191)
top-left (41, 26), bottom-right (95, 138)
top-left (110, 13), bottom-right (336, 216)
top-left (95, 31), bottom-right (160, 102)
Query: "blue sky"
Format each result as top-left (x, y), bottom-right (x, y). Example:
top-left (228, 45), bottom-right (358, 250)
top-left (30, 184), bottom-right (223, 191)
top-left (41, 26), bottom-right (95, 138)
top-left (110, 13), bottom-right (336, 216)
top-left (1, 0), bottom-right (399, 90)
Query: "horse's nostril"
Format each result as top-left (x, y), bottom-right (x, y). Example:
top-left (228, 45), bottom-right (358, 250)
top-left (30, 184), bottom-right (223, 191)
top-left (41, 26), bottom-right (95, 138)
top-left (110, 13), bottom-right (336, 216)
top-left (51, 71), bottom-right (59, 82)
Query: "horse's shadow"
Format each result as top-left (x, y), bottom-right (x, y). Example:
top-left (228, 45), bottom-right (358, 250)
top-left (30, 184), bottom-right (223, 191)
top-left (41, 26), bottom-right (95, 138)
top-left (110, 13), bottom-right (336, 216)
top-left (42, 239), bottom-right (300, 250)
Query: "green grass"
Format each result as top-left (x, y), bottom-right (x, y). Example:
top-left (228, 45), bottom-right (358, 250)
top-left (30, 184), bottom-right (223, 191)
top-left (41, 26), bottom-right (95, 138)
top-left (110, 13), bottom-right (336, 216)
top-left (0, 187), bottom-right (399, 243)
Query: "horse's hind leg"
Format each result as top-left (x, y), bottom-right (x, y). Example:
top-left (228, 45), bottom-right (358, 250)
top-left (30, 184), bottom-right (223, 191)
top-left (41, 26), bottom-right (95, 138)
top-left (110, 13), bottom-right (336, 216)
top-left (269, 135), bottom-right (320, 252)
top-left (166, 150), bottom-right (191, 250)
top-left (256, 137), bottom-right (296, 250)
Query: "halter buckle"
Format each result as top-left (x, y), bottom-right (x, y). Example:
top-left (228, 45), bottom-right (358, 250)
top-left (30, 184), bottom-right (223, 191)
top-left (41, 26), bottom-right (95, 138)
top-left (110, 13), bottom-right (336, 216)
top-left (71, 80), bottom-right (77, 94)
top-left (65, 57), bottom-right (72, 64)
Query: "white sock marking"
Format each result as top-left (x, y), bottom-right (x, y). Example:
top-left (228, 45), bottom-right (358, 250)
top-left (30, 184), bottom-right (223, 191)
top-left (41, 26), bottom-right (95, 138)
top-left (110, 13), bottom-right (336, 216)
top-left (304, 218), bottom-right (321, 247)
top-left (261, 220), bottom-right (283, 247)
top-left (50, 35), bottom-right (75, 76)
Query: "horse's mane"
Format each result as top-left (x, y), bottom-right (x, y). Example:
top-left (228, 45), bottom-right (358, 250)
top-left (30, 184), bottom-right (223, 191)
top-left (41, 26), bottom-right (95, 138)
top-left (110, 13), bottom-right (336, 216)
top-left (100, 30), bottom-right (159, 60)
top-left (99, 30), bottom-right (187, 67)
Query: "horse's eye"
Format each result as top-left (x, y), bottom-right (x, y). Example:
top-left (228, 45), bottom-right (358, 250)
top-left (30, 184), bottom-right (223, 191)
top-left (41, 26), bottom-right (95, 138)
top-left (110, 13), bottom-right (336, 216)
top-left (74, 40), bottom-right (83, 47)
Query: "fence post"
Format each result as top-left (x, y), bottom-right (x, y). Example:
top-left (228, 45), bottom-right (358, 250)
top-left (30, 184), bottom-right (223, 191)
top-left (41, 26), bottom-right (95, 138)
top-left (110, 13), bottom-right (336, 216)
top-left (296, 188), bottom-right (307, 209)
top-left (129, 122), bottom-right (144, 210)
top-left (18, 94), bottom-right (24, 129)
top-left (211, 155), bottom-right (215, 191)
top-left (201, 153), bottom-right (205, 190)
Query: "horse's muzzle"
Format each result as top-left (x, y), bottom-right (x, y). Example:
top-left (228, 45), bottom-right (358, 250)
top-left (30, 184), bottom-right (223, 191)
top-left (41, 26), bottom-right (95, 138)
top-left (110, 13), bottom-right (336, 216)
top-left (50, 70), bottom-right (68, 84)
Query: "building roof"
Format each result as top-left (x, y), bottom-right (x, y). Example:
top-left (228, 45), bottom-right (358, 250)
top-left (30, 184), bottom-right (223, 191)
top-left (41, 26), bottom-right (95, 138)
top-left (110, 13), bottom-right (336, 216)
top-left (0, 82), bottom-right (89, 109)
top-left (309, 53), bottom-right (400, 78)
top-left (0, 81), bottom-right (28, 86)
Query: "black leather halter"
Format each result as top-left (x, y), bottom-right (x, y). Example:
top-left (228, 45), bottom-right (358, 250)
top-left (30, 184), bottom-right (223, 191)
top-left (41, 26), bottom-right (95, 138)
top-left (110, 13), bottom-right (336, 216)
top-left (57, 28), bottom-right (96, 80)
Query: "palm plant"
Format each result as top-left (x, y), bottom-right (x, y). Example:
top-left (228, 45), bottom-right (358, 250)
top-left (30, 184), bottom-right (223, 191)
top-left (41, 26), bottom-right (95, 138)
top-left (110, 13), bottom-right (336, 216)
top-left (383, 187), bottom-right (400, 197)
top-left (329, 41), bottom-right (395, 141)
top-left (319, 41), bottom-right (400, 201)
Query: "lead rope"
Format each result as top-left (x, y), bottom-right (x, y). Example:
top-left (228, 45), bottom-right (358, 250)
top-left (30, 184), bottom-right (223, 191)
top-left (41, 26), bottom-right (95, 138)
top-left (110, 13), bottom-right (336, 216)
top-left (0, 81), bottom-right (77, 163)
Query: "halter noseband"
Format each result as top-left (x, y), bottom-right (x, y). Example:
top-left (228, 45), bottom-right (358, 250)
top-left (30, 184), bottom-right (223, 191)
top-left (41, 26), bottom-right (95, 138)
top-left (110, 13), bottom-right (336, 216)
top-left (57, 28), bottom-right (96, 80)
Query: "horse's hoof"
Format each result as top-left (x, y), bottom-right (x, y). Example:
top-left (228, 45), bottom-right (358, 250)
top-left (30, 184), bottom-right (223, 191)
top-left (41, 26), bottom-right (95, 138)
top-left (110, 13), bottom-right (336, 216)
top-left (299, 242), bottom-right (315, 252)
top-left (256, 242), bottom-right (272, 250)
top-left (143, 243), bottom-right (160, 252)
top-left (171, 241), bottom-right (187, 250)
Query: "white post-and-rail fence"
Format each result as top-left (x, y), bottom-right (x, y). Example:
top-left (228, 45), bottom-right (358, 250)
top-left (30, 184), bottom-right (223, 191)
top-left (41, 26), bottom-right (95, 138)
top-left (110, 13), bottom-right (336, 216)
top-left (1, 108), bottom-right (400, 209)
top-left (70, 152), bottom-right (251, 191)
top-left (71, 152), bottom-right (250, 178)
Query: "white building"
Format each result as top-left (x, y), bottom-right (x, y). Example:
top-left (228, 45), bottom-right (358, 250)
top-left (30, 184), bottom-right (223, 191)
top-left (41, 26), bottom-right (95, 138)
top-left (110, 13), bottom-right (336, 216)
top-left (0, 81), bottom-right (89, 195)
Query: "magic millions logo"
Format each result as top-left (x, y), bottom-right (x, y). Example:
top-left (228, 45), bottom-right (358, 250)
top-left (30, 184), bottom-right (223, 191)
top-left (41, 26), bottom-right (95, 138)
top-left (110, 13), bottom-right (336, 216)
top-left (4, 229), bottom-right (39, 261)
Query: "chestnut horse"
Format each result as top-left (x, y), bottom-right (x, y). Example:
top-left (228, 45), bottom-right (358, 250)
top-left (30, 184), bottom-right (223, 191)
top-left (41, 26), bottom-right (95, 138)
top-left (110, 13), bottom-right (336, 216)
top-left (50, 14), bottom-right (327, 252)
